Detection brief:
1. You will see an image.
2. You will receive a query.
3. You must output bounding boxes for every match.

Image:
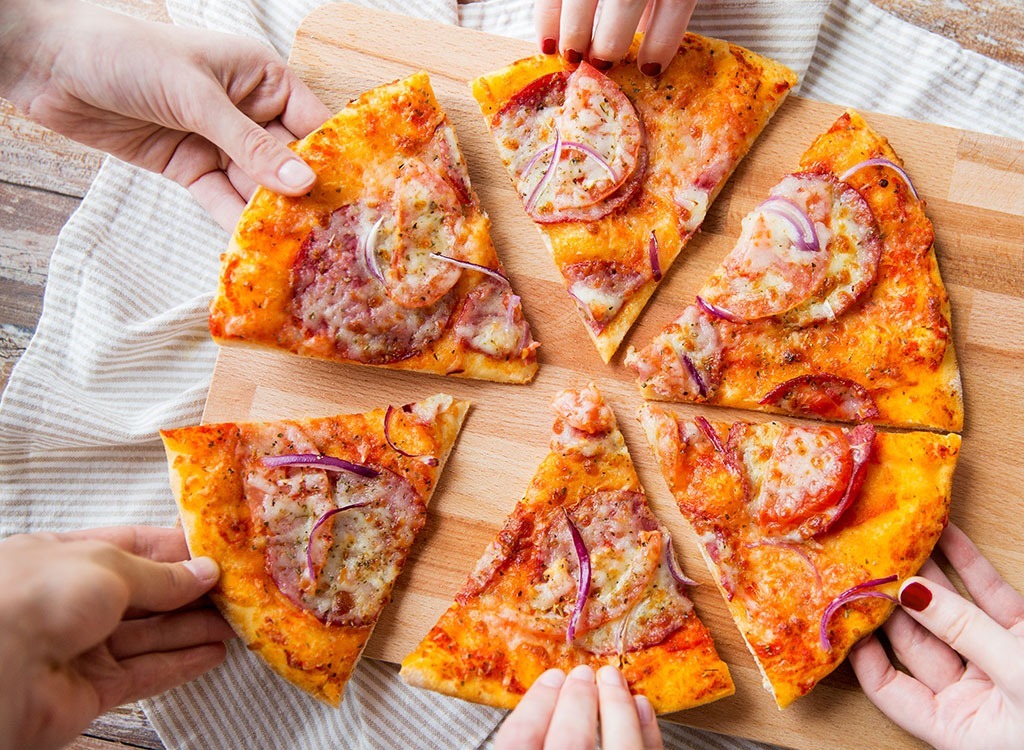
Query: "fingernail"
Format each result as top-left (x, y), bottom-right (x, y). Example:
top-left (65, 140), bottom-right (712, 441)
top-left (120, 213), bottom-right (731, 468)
top-left (184, 556), bottom-right (220, 584)
top-left (899, 581), bottom-right (932, 611)
top-left (565, 48), bottom-right (582, 65)
top-left (590, 57), bottom-right (613, 71)
top-left (598, 665), bottom-right (625, 686)
top-left (542, 37), bottom-right (557, 55)
top-left (640, 62), bottom-right (662, 77)
top-left (567, 664), bottom-right (594, 682)
top-left (278, 159), bottom-right (316, 189)
top-left (634, 694), bottom-right (655, 723)
top-left (537, 668), bottom-right (566, 687)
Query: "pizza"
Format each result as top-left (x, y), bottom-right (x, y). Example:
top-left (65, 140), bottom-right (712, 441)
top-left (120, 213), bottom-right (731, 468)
top-left (160, 393), bottom-right (468, 705)
top-left (625, 110), bottom-right (963, 432)
top-left (209, 72), bottom-right (539, 384)
top-left (400, 384), bottom-right (734, 713)
top-left (470, 34), bottom-right (796, 362)
top-left (638, 403), bottom-right (960, 707)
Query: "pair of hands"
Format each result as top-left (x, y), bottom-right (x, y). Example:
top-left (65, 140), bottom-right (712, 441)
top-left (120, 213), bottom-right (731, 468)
top-left (0, 527), bottom-right (232, 750)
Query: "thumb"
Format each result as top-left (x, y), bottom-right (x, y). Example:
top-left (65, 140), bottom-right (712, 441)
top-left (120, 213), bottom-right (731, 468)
top-left (118, 554), bottom-right (221, 613)
top-left (898, 577), bottom-right (1024, 695)
top-left (199, 93), bottom-right (317, 195)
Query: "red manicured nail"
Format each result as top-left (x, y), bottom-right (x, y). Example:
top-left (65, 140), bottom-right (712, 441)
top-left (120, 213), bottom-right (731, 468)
top-left (590, 57), bottom-right (613, 71)
top-left (542, 37), bottom-right (557, 55)
top-left (565, 48), bottom-right (582, 65)
top-left (640, 62), bottom-right (662, 77)
top-left (900, 581), bottom-right (932, 611)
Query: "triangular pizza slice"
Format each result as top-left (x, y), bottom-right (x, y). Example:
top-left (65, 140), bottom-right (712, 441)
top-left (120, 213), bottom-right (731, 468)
top-left (639, 403), bottom-right (960, 708)
top-left (400, 384), bottom-right (733, 712)
top-left (161, 393), bottom-right (469, 704)
top-left (626, 111), bottom-right (963, 431)
top-left (210, 72), bottom-right (539, 383)
top-left (471, 35), bottom-right (796, 362)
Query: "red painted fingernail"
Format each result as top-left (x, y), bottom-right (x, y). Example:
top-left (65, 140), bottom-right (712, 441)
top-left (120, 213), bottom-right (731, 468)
top-left (591, 57), bottom-right (613, 71)
top-left (900, 581), bottom-right (932, 611)
top-left (542, 37), bottom-right (557, 55)
top-left (565, 48), bottom-right (582, 65)
top-left (640, 62), bottom-right (662, 77)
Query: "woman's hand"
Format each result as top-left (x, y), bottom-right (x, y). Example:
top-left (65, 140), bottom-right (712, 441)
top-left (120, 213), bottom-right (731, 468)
top-left (0, 526), bottom-right (235, 750)
top-left (849, 523), bottom-right (1024, 750)
top-left (0, 0), bottom-right (331, 229)
top-left (535, 0), bottom-right (698, 77)
top-left (495, 664), bottom-right (663, 750)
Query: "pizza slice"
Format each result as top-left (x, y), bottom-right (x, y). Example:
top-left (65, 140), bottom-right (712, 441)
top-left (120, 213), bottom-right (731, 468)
top-left (209, 72), bottom-right (539, 383)
top-left (471, 35), bottom-right (796, 363)
top-left (160, 393), bottom-right (469, 705)
top-left (638, 403), bottom-right (960, 708)
top-left (400, 384), bottom-right (733, 712)
top-left (626, 110), bottom-right (963, 432)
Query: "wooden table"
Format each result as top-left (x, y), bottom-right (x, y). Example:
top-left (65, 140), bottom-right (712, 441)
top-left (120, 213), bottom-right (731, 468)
top-left (1, 2), bottom-right (1021, 748)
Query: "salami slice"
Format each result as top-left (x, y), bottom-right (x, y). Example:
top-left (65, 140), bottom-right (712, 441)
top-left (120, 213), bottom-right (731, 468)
top-left (760, 374), bottom-right (881, 422)
top-left (453, 279), bottom-right (535, 359)
top-left (564, 259), bottom-right (647, 332)
top-left (291, 205), bottom-right (456, 364)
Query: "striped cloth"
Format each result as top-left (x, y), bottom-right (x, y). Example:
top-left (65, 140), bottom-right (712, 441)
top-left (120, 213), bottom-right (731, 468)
top-left (1, 0), bottom-right (1021, 748)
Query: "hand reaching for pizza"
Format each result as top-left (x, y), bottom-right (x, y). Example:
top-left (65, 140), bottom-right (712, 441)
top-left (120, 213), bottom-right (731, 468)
top-left (849, 523), bottom-right (1024, 750)
top-left (0, 526), bottom-right (235, 750)
top-left (0, 0), bottom-right (331, 230)
top-left (494, 664), bottom-right (663, 750)
top-left (535, 0), bottom-right (698, 76)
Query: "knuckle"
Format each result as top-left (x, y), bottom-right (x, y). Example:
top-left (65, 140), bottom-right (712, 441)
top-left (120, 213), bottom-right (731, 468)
top-left (941, 606), bottom-right (975, 652)
top-left (239, 125), bottom-right (281, 164)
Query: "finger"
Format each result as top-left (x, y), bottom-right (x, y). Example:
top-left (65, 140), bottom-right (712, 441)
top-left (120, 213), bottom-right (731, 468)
top-left (115, 554), bottom-right (221, 614)
top-left (108, 608), bottom-right (236, 660)
top-left (107, 642), bottom-right (228, 707)
top-left (276, 70), bottom-right (331, 139)
top-left (559, 0), bottom-right (600, 64)
top-left (898, 576), bottom-right (1024, 698)
top-left (633, 695), bottom-right (663, 750)
top-left (57, 526), bottom-right (189, 563)
top-left (198, 87), bottom-right (317, 196)
top-left (848, 635), bottom-right (942, 746)
top-left (636, 0), bottom-right (697, 77)
top-left (939, 523), bottom-right (1024, 631)
top-left (535, 0), bottom-right (563, 55)
top-left (597, 666), bottom-right (643, 750)
top-left (882, 608), bottom-right (965, 692)
top-left (494, 669), bottom-right (566, 750)
top-left (543, 664), bottom-right (598, 750)
top-left (589, 0), bottom-right (649, 68)
top-left (188, 169), bottom-right (247, 230)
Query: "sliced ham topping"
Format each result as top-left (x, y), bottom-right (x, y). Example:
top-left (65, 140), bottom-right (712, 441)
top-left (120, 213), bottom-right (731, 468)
top-left (751, 424), bottom-right (874, 541)
top-left (759, 374), bottom-right (881, 422)
top-left (453, 278), bottom-right (536, 359)
top-left (625, 304), bottom-right (723, 400)
top-left (698, 172), bottom-right (881, 325)
top-left (291, 205), bottom-right (456, 364)
top-left (491, 63), bottom-right (645, 223)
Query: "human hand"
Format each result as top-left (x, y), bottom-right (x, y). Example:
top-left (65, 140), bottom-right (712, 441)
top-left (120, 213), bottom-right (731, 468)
top-left (535, 0), bottom-right (698, 77)
top-left (0, 0), bottom-right (331, 229)
top-left (0, 526), bottom-right (235, 750)
top-left (849, 523), bottom-right (1024, 750)
top-left (494, 664), bottom-right (663, 750)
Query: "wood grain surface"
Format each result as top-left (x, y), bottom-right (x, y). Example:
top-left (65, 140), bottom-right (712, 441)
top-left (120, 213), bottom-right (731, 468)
top-left (195, 4), bottom-right (1024, 749)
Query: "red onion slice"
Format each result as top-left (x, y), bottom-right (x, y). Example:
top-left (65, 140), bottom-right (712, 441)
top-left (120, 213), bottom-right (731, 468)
top-left (525, 127), bottom-right (563, 213)
top-left (360, 215), bottom-right (386, 285)
top-left (819, 574), bottom-right (898, 651)
top-left (564, 509), bottom-right (592, 647)
top-left (262, 453), bottom-right (380, 478)
top-left (429, 254), bottom-right (509, 286)
top-left (648, 231), bottom-right (662, 282)
top-left (305, 502), bottom-right (371, 580)
top-left (695, 295), bottom-right (745, 324)
top-left (663, 531), bottom-right (699, 588)
top-left (383, 405), bottom-right (439, 466)
top-left (758, 196), bottom-right (819, 253)
top-left (695, 416), bottom-right (728, 456)
top-left (839, 157), bottom-right (920, 200)
top-left (680, 354), bottom-right (708, 399)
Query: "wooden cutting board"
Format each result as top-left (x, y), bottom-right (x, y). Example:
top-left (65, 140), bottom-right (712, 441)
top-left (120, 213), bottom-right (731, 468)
top-left (203, 4), bottom-right (1024, 748)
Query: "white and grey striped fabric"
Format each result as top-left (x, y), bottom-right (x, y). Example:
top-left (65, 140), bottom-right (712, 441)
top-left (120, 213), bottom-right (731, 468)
top-left (1, 0), bottom-right (1021, 748)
